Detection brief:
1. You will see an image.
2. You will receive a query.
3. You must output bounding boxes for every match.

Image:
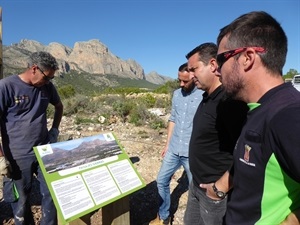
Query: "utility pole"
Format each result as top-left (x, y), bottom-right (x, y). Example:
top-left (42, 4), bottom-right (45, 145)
top-left (0, 7), bottom-right (3, 79)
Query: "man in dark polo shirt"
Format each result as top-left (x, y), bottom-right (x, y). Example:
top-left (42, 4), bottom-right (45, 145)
top-left (183, 42), bottom-right (248, 225)
top-left (215, 11), bottom-right (300, 224)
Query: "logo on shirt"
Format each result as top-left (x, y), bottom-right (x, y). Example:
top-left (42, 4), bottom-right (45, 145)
top-left (244, 144), bottom-right (251, 162)
top-left (239, 144), bottom-right (256, 167)
top-left (14, 95), bottom-right (29, 104)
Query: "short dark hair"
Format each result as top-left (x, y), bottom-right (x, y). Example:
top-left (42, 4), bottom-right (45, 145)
top-left (28, 51), bottom-right (59, 71)
top-left (217, 11), bottom-right (287, 75)
top-left (178, 63), bottom-right (188, 72)
top-left (185, 42), bottom-right (217, 65)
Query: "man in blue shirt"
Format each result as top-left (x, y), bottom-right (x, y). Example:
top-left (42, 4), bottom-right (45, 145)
top-left (149, 63), bottom-right (203, 225)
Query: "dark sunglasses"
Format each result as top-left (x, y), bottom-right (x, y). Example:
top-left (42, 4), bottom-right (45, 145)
top-left (216, 47), bottom-right (266, 70)
top-left (37, 67), bottom-right (54, 81)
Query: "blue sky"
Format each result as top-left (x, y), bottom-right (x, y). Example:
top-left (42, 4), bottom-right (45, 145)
top-left (1, 0), bottom-right (299, 78)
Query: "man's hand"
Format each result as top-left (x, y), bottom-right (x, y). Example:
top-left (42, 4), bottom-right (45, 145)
top-left (280, 210), bottom-right (300, 225)
top-left (48, 128), bottom-right (59, 143)
top-left (200, 183), bottom-right (221, 200)
top-left (0, 156), bottom-right (8, 176)
top-left (161, 146), bottom-right (168, 157)
top-left (200, 171), bottom-right (232, 200)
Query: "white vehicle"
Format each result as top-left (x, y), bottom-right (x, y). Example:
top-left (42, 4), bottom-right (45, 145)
top-left (292, 74), bottom-right (300, 92)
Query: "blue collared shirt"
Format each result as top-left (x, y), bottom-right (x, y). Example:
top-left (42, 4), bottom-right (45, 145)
top-left (168, 86), bottom-right (203, 157)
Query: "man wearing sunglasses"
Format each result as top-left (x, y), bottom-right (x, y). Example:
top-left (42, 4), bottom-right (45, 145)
top-left (0, 51), bottom-right (63, 225)
top-left (212, 11), bottom-right (300, 224)
top-left (183, 42), bottom-right (248, 225)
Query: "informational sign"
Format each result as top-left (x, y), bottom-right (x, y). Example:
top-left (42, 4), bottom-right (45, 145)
top-left (33, 132), bottom-right (145, 224)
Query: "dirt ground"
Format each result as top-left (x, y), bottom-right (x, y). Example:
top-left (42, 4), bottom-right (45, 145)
top-left (0, 119), bottom-right (189, 225)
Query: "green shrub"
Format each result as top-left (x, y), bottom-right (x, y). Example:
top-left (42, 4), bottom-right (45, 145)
top-left (102, 87), bottom-right (146, 95)
top-left (154, 97), bottom-right (171, 109)
top-left (149, 115), bottom-right (166, 130)
top-left (46, 104), bottom-right (55, 118)
top-left (112, 100), bottom-right (135, 121)
top-left (138, 130), bottom-right (150, 139)
top-left (128, 104), bottom-right (151, 126)
top-left (154, 80), bottom-right (179, 94)
top-left (101, 95), bottom-right (123, 106)
top-left (63, 95), bottom-right (89, 116)
top-left (139, 93), bottom-right (156, 108)
top-left (52, 88), bottom-right (170, 130)
top-left (58, 85), bottom-right (76, 99)
top-left (74, 116), bottom-right (97, 125)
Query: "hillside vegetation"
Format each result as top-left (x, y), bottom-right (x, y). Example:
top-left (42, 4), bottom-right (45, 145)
top-left (49, 71), bottom-right (179, 130)
top-left (53, 71), bottom-right (161, 96)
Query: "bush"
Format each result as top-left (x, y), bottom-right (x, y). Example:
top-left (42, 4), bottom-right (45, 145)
top-left (149, 115), bottom-right (166, 130)
top-left (154, 80), bottom-right (179, 94)
top-left (58, 85), bottom-right (76, 99)
top-left (139, 93), bottom-right (156, 108)
top-left (112, 100), bottom-right (135, 121)
top-left (128, 104), bottom-right (151, 126)
top-left (53, 90), bottom-right (170, 130)
top-left (154, 96), bottom-right (171, 110)
top-left (63, 95), bottom-right (89, 116)
top-left (74, 116), bottom-right (98, 125)
top-left (102, 87), bottom-right (146, 95)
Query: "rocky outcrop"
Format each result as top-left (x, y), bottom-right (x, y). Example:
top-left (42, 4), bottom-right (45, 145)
top-left (145, 71), bottom-right (174, 85)
top-left (2, 39), bottom-right (173, 83)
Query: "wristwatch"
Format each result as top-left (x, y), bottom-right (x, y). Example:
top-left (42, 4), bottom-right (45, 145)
top-left (212, 183), bottom-right (227, 199)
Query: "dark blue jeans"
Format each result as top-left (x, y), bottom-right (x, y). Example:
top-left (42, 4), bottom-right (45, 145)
top-left (184, 181), bottom-right (227, 225)
top-left (10, 156), bottom-right (57, 225)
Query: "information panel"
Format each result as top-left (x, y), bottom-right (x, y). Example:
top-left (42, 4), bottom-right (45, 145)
top-left (33, 132), bottom-right (145, 224)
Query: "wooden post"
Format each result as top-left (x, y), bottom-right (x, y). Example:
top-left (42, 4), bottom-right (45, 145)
top-left (58, 213), bottom-right (91, 225)
top-left (58, 196), bottom-right (130, 225)
top-left (0, 7), bottom-right (3, 79)
top-left (102, 195), bottom-right (130, 225)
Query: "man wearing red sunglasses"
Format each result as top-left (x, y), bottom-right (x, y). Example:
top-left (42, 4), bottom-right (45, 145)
top-left (213, 11), bottom-right (300, 225)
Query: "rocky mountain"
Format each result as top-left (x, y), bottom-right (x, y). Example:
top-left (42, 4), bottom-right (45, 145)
top-left (145, 71), bottom-right (174, 85)
top-left (2, 39), bottom-right (173, 85)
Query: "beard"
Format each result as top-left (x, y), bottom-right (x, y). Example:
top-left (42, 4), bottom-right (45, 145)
top-left (182, 81), bottom-right (195, 93)
top-left (222, 63), bottom-right (244, 100)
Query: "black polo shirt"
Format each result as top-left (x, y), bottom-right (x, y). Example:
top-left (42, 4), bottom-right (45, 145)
top-left (226, 82), bottom-right (300, 224)
top-left (189, 85), bottom-right (248, 186)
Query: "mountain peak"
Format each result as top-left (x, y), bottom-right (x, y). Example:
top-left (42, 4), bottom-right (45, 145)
top-left (3, 39), bottom-right (173, 84)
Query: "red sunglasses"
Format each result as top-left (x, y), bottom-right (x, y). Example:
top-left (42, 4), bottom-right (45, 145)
top-left (216, 47), bottom-right (266, 70)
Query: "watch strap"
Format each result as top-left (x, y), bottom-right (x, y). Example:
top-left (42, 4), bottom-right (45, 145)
top-left (212, 183), bottom-right (227, 199)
